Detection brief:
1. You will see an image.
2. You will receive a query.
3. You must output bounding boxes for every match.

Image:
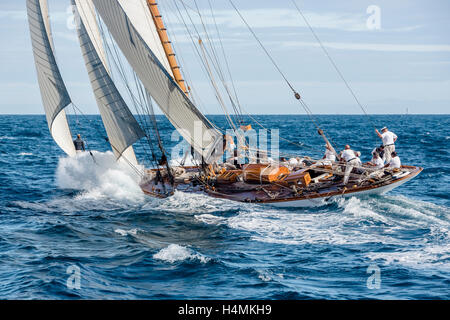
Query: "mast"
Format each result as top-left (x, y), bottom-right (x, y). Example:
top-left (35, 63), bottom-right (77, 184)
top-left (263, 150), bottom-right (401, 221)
top-left (92, 0), bottom-right (222, 163)
top-left (146, 0), bottom-right (189, 95)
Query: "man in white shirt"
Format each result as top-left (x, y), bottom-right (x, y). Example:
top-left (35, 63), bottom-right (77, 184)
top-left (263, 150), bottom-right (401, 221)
top-left (317, 143), bottom-right (336, 166)
top-left (340, 145), bottom-right (359, 184)
top-left (355, 151), bottom-right (362, 166)
top-left (370, 152), bottom-right (385, 169)
top-left (324, 144), bottom-right (336, 162)
top-left (375, 127), bottom-right (397, 164)
top-left (386, 151), bottom-right (401, 169)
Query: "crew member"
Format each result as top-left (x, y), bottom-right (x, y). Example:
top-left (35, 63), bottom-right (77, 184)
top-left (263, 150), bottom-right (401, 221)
top-left (316, 143), bottom-right (336, 166)
top-left (340, 145), bottom-right (358, 185)
top-left (323, 143), bottom-right (336, 163)
top-left (370, 152), bottom-right (384, 169)
top-left (375, 127), bottom-right (397, 164)
top-left (73, 134), bottom-right (85, 153)
top-left (372, 145), bottom-right (385, 163)
top-left (386, 151), bottom-right (401, 169)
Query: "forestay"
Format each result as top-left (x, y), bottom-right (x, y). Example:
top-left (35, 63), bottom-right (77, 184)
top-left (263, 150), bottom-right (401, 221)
top-left (73, 0), bottom-right (145, 165)
top-left (92, 0), bottom-right (222, 163)
top-left (27, 0), bottom-right (76, 156)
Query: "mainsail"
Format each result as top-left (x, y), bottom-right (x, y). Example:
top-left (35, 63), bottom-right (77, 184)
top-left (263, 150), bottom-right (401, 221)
top-left (92, 0), bottom-right (222, 162)
top-left (73, 0), bottom-right (146, 164)
top-left (27, 0), bottom-right (76, 156)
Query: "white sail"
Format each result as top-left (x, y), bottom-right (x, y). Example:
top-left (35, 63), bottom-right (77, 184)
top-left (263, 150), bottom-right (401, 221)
top-left (92, 0), bottom-right (222, 162)
top-left (73, 0), bottom-right (145, 163)
top-left (27, 0), bottom-right (76, 157)
top-left (117, 0), bottom-right (173, 77)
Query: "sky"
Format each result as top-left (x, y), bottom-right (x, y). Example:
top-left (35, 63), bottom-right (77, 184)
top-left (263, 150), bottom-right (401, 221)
top-left (0, 0), bottom-right (449, 115)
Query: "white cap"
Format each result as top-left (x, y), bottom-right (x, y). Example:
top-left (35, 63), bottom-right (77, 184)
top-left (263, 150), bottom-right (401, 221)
top-left (381, 126), bottom-right (387, 131)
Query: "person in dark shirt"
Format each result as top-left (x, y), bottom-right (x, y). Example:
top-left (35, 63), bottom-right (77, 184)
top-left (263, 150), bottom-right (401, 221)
top-left (73, 134), bottom-right (85, 153)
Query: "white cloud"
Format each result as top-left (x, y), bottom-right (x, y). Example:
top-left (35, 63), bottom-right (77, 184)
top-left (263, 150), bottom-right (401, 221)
top-left (281, 41), bottom-right (450, 52)
top-left (0, 10), bottom-right (26, 20)
top-left (168, 7), bottom-right (368, 32)
top-left (165, 6), bottom-right (424, 33)
top-left (0, 9), bottom-right (69, 23)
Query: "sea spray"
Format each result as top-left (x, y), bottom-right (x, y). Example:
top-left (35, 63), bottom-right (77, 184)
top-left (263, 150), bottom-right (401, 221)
top-left (56, 151), bottom-right (145, 202)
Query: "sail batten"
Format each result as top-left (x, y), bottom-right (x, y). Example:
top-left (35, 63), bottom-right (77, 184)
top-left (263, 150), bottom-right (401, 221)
top-left (73, 0), bottom-right (145, 164)
top-left (27, 0), bottom-right (76, 157)
top-left (92, 0), bottom-right (222, 162)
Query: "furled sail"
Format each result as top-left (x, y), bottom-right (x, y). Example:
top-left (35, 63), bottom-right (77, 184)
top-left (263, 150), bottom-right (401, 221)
top-left (27, 0), bottom-right (76, 157)
top-left (92, 0), bottom-right (222, 162)
top-left (73, 0), bottom-right (146, 164)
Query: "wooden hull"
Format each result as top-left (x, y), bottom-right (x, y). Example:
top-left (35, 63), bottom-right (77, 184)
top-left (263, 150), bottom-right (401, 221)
top-left (264, 168), bottom-right (420, 207)
top-left (140, 165), bottom-right (422, 207)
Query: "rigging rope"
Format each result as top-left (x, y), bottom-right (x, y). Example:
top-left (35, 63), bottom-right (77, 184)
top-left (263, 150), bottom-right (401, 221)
top-left (207, 0), bottom-right (244, 122)
top-left (69, 102), bottom-right (144, 177)
top-left (290, 0), bottom-right (378, 131)
top-left (228, 0), bottom-right (340, 155)
top-left (192, 0), bottom-right (243, 125)
top-left (173, 0), bottom-right (238, 133)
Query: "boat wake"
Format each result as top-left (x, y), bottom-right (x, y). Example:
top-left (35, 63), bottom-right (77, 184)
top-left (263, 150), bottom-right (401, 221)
top-left (193, 194), bottom-right (449, 271)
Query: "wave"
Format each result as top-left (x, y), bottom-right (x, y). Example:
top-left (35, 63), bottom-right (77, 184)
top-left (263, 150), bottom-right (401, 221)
top-left (152, 190), bottom-right (237, 214)
top-left (55, 151), bottom-right (145, 203)
top-left (153, 244), bottom-right (210, 264)
top-left (366, 244), bottom-right (450, 271)
top-left (194, 195), bottom-right (449, 247)
top-left (115, 228), bottom-right (140, 236)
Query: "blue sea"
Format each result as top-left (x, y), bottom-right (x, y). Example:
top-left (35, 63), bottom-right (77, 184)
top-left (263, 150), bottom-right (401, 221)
top-left (0, 114), bottom-right (449, 299)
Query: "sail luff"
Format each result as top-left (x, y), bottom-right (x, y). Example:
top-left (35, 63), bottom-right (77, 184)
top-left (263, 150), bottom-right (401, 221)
top-left (118, 0), bottom-right (173, 76)
top-left (27, 0), bottom-right (76, 157)
top-left (73, 0), bottom-right (145, 164)
top-left (92, 0), bottom-right (222, 162)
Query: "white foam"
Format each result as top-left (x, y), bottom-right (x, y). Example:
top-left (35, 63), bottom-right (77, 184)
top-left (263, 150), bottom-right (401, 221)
top-left (223, 208), bottom-right (385, 245)
top-left (56, 151), bottom-right (145, 202)
top-left (196, 195), bottom-right (449, 247)
top-left (367, 245), bottom-right (450, 271)
top-left (257, 271), bottom-right (272, 282)
top-left (194, 214), bottom-right (228, 225)
top-left (18, 152), bottom-right (33, 156)
top-left (375, 195), bottom-right (450, 226)
top-left (339, 197), bottom-right (389, 224)
top-left (0, 136), bottom-right (16, 140)
top-left (153, 244), bottom-right (210, 264)
top-left (155, 191), bottom-right (235, 214)
top-left (115, 228), bottom-right (139, 236)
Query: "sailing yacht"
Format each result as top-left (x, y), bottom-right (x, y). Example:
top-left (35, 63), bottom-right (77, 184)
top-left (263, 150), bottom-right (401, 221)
top-left (27, 0), bottom-right (422, 207)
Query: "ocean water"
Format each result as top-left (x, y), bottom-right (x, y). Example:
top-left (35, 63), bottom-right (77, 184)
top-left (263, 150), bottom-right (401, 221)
top-left (0, 114), bottom-right (448, 299)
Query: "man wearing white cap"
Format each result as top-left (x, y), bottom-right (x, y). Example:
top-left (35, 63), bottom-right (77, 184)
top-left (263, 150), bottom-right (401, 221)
top-left (375, 127), bottom-right (397, 164)
top-left (340, 145), bottom-right (359, 185)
